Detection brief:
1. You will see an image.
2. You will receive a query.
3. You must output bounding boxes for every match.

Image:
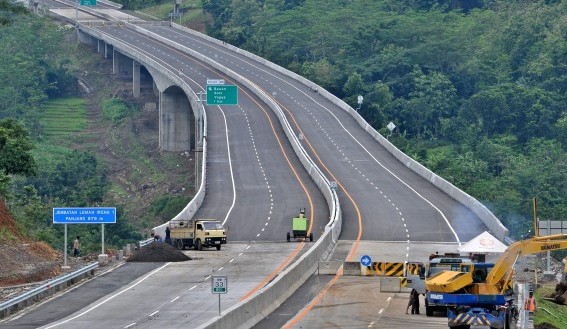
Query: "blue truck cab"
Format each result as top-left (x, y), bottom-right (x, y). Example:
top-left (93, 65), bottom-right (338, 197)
top-left (424, 255), bottom-right (474, 316)
top-left (425, 261), bottom-right (515, 329)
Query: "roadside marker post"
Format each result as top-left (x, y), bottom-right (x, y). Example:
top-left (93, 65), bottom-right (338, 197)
top-left (212, 276), bottom-right (228, 315)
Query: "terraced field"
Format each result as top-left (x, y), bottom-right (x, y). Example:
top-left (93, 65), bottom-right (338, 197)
top-left (41, 98), bottom-right (88, 138)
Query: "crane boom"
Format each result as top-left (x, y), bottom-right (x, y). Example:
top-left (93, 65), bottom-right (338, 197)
top-left (486, 233), bottom-right (567, 287)
top-left (426, 233), bottom-right (567, 294)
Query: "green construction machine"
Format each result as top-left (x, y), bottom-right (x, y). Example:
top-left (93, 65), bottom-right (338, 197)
top-left (287, 208), bottom-right (313, 242)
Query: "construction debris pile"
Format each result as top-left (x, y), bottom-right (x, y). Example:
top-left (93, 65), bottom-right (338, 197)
top-left (127, 242), bottom-right (191, 262)
top-left (548, 282), bottom-right (567, 304)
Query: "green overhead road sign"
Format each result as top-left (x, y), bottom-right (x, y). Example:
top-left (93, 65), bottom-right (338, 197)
top-left (206, 85), bottom-right (238, 105)
top-left (80, 0), bottom-right (96, 5)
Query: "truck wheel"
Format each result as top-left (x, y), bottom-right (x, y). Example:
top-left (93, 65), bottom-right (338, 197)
top-left (425, 305), bottom-right (433, 317)
top-left (196, 239), bottom-right (203, 251)
top-left (286, 232), bottom-right (291, 242)
top-left (309, 232), bottom-right (313, 241)
top-left (216, 244), bottom-right (221, 251)
top-left (495, 309), bottom-right (510, 329)
top-left (176, 240), bottom-right (184, 250)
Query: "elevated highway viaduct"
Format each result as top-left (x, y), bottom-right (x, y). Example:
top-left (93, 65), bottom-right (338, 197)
top-left (5, 11), bottom-right (332, 329)
top-left (6, 5), bottom-right (509, 328)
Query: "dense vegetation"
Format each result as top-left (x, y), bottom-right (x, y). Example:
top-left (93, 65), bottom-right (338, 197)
top-left (1, 0), bottom-right (565, 252)
top-left (201, 0), bottom-right (567, 238)
top-left (0, 4), bottom-right (144, 251)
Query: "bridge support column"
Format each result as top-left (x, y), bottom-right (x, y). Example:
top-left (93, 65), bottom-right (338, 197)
top-left (77, 30), bottom-right (91, 44)
top-left (152, 80), bottom-right (159, 96)
top-left (113, 49), bottom-right (132, 77)
top-left (97, 39), bottom-right (103, 55)
top-left (133, 61), bottom-right (141, 98)
top-left (159, 89), bottom-right (191, 151)
top-left (104, 43), bottom-right (112, 59)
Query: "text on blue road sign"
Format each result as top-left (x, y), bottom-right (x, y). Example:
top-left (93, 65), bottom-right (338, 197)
top-left (53, 207), bottom-right (117, 224)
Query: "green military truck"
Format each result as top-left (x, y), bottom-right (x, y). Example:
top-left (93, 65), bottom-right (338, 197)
top-left (170, 219), bottom-right (227, 250)
top-left (287, 208), bottom-right (313, 242)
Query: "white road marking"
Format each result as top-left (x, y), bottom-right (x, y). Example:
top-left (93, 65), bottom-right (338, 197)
top-left (43, 263), bottom-right (170, 328)
top-left (149, 310), bottom-right (159, 317)
top-left (170, 296), bottom-right (180, 302)
top-left (217, 104), bottom-right (237, 228)
top-left (124, 323), bottom-right (136, 328)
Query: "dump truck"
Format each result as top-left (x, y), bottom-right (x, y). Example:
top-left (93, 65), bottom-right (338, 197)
top-left (425, 233), bottom-right (567, 328)
top-left (287, 208), bottom-right (313, 242)
top-left (169, 219), bottom-right (227, 251)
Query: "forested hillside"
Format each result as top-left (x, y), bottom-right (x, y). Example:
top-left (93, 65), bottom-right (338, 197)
top-left (0, 3), bottom-right (190, 254)
top-left (200, 0), bottom-right (567, 237)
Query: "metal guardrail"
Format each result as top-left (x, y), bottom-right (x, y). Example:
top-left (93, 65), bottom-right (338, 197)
top-left (139, 238), bottom-right (153, 248)
top-left (0, 262), bottom-right (98, 314)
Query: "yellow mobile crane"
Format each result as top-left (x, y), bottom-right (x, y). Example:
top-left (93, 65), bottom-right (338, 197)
top-left (425, 233), bottom-right (567, 328)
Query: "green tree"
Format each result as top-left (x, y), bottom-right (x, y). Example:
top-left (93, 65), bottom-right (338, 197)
top-left (300, 58), bottom-right (339, 90)
top-left (25, 150), bottom-right (108, 205)
top-left (0, 0), bottom-right (28, 26)
top-left (394, 66), bottom-right (458, 139)
top-left (0, 118), bottom-right (37, 195)
top-left (555, 112), bottom-right (567, 149)
top-left (343, 72), bottom-right (364, 97)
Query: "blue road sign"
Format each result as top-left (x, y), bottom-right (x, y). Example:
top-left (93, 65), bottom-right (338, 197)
top-left (360, 255), bottom-right (372, 267)
top-left (53, 207), bottom-right (116, 224)
top-left (80, 0), bottom-right (96, 6)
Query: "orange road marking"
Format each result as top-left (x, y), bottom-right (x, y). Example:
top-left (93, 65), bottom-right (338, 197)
top-left (227, 81), bottom-right (316, 302)
top-left (283, 267), bottom-right (344, 329)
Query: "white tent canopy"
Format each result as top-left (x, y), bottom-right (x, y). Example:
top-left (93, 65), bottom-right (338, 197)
top-left (458, 231), bottom-right (508, 253)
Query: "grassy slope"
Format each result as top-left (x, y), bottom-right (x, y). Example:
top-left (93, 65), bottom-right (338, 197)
top-left (535, 285), bottom-right (567, 329)
top-left (34, 98), bottom-right (89, 170)
top-left (138, 2), bottom-right (206, 26)
top-left (41, 98), bottom-right (88, 138)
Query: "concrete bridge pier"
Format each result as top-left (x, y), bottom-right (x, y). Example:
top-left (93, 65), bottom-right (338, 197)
top-left (133, 61), bottom-right (141, 98)
top-left (113, 49), bottom-right (132, 78)
top-left (159, 86), bottom-right (192, 151)
top-left (104, 43), bottom-right (112, 59)
top-left (77, 29), bottom-right (94, 45)
top-left (77, 32), bottom-right (197, 153)
top-left (97, 39), bottom-right (104, 55)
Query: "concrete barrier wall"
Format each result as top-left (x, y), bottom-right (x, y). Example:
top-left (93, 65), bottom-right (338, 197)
top-left (380, 277), bottom-right (402, 293)
top-left (343, 262), bottom-right (362, 276)
top-left (165, 22), bottom-right (508, 242)
top-left (318, 261), bottom-right (343, 275)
